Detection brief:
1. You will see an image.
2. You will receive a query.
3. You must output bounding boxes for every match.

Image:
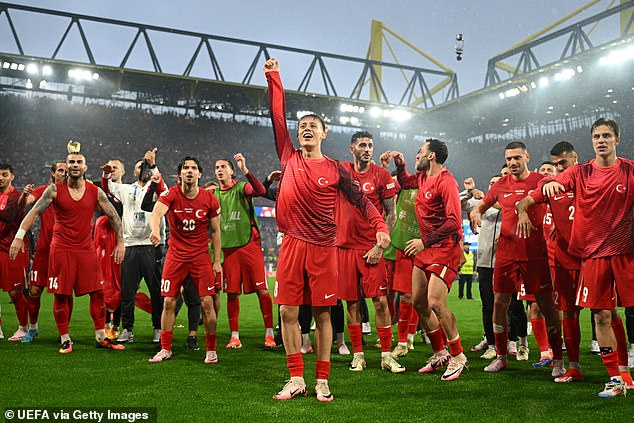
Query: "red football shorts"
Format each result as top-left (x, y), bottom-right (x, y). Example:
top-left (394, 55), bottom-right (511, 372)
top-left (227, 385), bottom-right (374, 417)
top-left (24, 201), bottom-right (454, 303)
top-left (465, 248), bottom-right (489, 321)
top-left (222, 236), bottom-right (267, 295)
top-left (337, 247), bottom-right (388, 301)
top-left (413, 244), bottom-right (461, 291)
top-left (274, 235), bottom-right (337, 306)
top-left (517, 279), bottom-right (536, 302)
top-left (30, 249), bottom-right (50, 288)
top-left (493, 257), bottom-right (552, 295)
top-left (392, 249), bottom-right (414, 294)
top-left (215, 272), bottom-right (223, 293)
top-left (576, 253), bottom-right (634, 309)
top-left (552, 266), bottom-right (581, 312)
top-left (0, 250), bottom-right (28, 291)
top-left (161, 252), bottom-right (216, 298)
top-left (47, 247), bottom-right (104, 296)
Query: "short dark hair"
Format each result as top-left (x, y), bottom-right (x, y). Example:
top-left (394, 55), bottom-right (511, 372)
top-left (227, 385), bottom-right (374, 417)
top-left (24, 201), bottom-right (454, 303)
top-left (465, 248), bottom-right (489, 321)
top-left (505, 141), bottom-right (527, 151)
top-left (351, 131), bottom-right (373, 144)
top-left (178, 156), bottom-right (203, 174)
top-left (298, 113), bottom-right (327, 131)
top-left (50, 161), bottom-right (65, 173)
top-left (591, 118), bottom-right (619, 138)
top-left (550, 141), bottom-right (576, 156)
top-left (539, 161), bottom-right (557, 168)
top-left (426, 138), bottom-right (448, 164)
top-left (0, 163), bottom-right (13, 174)
top-left (500, 164), bottom-right (508, 169)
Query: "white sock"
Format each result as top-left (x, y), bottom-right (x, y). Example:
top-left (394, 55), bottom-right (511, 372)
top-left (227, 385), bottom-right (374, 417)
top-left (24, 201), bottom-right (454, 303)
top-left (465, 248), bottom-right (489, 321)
top-left (61, 333), bottom-right (71, 343)
top-left (381, 351), bottom-right (391, 359)
top-left (19, 325), bottom-right (28, 332)
top-left (302, 333), bottom-right (311, 346)
top-left (231, 331), bottom-right (239, 339)
top-left (519, 336), bottom-right (528, 347)
top-left (407, 333), bottom-right (415, 342)
top-left (95, 329), bottom-right (106, 342)
top-left (265, 328), bottom-right (274, 337)
top-left (29, 323), bottom-right (38, 331)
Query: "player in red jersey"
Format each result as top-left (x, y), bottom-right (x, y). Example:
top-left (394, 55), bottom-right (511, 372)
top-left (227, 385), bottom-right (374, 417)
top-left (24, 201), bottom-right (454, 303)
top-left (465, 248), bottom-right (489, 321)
top-left (264, 58), bottom-right (389, 402)
top-left (336, 131), bottom-right (401, 373)
top-left (542, 118), bottom-right (634, 397)
top-left (469, 141), bottom-right (563, 376)
top-left (392, 140), bottom-right (469, 381)
top-left (148, 156), bottom-right (223, 365)
top-left (0, 163), bottom-right (31, 341)
top-left (518, 146), bottom-right (584, 381)
top-left (9, 152), bottom-right (125, 354)
top-left (214, 153), bottom-right (275, 349)
top-left (18, 161), bottom-right (67, 343)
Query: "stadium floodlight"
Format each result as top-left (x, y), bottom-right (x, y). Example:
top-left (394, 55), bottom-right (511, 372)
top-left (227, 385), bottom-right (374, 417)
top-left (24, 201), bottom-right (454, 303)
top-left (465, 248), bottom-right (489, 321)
top-left (39, 80), bottom-right (46, 89)
top-left (504, 87), bottom-right (520, 97)
top-left (530, 81), bottom-right (537, 89)
top-left (554, 68), bottom-right (575, 81)
top-left (296, 110), bottom-right (313, 119)
top-left (2, 62), bottom-right (9, 69)
top-left (340, 104), bottom-right (349, 113)
top-left (10, 63), bottom-right (18, 70)
top-left (539, 77), bottom-right (549, 87)
top-left (576, 65), bottom-right (583, 73)
top-left (358, 106), bottom-right (365, 113)
top-left (92, 72), bottom-right (99, 80)
top-left (369, 106), bottom-right (382, 118)
top-left (42, 65), bottom-right (52, 76)
top-left (498, 93), bottom-right (505, 100)
top-left (17, 64), bottom-right (25, 71)
top-left (26, 63), bottom-right (38, 74)
top-left (391, 109), bottom-right (412, 122)
top-left (25, 79), bottom-right (33, 89)
top-left (350, 116), bottom-right (360, 125)
top-left (339, 116), bottom-right (350, 124)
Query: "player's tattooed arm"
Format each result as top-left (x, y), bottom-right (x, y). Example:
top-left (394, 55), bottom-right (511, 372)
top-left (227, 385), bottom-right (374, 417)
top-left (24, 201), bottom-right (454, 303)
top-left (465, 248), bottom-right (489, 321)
top-left (382, 196), bottom-right (396, 231)
top-left (98, 188), bottom-right (125, 264)
top-left (97, 188), bottom-right (124, 243)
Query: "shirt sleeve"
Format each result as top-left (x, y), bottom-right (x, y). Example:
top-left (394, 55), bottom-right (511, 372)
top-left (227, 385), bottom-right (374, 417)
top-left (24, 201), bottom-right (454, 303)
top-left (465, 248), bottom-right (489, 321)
top-left (379, 168), bottom-right (397, 200)
top-left (395, 163), bottom-right (418, 189)
top-left (337, 163), bottom-right (389, 234)
top-left (481, 181), bottom-right (499, 210)
top-left (244, 172), bottom-right (267, 198)
top-left (266, 71), bottom-right (295, 167)
top-left (553, 165), bottom-right (578, 192)
top-left (208, 192), bottom-right (221, 218)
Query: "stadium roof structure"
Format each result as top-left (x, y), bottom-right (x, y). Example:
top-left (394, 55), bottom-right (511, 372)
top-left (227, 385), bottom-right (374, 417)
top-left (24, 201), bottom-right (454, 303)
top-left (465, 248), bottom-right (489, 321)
top-left (416, 0), bottom-right (634, 141)
top-left (0, 2), bottom-right (458, 132)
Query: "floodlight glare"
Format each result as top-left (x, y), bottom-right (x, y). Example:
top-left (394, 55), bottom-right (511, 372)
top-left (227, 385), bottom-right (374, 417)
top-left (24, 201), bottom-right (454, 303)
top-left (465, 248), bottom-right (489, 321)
top-left (369, 107), bottom-right (382, 118)
top-left (42, 65), bottom-right (52, 76)
top-left (539, 77), bottom-right (549, 87)
top-left (25, 79), bottom-right (33, 89)
top-left (26, 63), bottom-right (38, 74)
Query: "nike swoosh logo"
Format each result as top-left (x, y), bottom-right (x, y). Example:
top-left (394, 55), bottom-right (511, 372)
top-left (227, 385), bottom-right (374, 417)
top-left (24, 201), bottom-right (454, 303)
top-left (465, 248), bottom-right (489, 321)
top-left (207, 287), bottom-right (214, 291)
top-left (256, 282), bottom-right (265, 286)
top-left (553, 196), bottom-right (564, 200)
top-left (504, 193), bottom-right (513, 198)
top-left (100, 281), bottom-right (104, 285)
top-left (379, 286), bottom-right (387, 290)
top-left (13, 282), bottom-right (21, 286)
top-left (324, 294), bottom-right (335, 299)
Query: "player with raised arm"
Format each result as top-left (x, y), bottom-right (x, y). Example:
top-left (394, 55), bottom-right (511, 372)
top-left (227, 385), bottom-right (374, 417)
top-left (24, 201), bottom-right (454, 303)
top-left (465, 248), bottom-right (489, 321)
top-left (0, 163), bottom-right (32, 342)
top-left (336, 131), bottom-right (402, 374)
top-left (393, 140), bottom-right (469, 381)
top-left (264, 58), bottom-right (389, 402)
top-left (469, 141), bottom-right (563, 377)
top-left (9, 152), bottom-right (125, 354)
top-left (214, 153), bottom-right (275, 349)
top-left (541, 119), bottom-right (634, 397)
top-left (16, 161), bottom-right (67, 343)
top-left (148, 156), bottom-right (223, 365)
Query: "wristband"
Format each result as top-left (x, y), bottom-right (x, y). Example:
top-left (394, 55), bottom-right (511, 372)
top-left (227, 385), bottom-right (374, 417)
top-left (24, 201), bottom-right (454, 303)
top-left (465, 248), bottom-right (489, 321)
top-left (15, 228), bottom-right (26, 240)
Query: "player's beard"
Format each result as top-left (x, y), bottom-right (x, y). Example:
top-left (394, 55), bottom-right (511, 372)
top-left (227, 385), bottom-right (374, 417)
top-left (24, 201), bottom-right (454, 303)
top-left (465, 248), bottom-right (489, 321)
top-left (416, 159), bottom-right (429, 172)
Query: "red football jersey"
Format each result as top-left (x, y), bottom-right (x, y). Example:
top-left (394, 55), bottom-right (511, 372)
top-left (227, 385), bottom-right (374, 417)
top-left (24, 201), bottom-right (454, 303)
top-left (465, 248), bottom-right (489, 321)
top-left (336, 162), bottom-right (396, 249)
top-left (397, 166), bottom-right (462, 248)
top-left (542, 206), bottom-right (556, 267)
top-left (51, 181), bottom-right (98, 251)
top-left (554, 158), bottom-right (634, 258)
top-left (32, 185), bottom-right (55, 254)
top-left (0, 187), bottom-right (23, 252)
top-left (482, 172), bottom-right (547, 261)
top-left (266, 71), bottom-right (388, 246)
top-left (530, 188), bottom-right (580, 270)
top-left (159, 186), bottom-right (221, 262)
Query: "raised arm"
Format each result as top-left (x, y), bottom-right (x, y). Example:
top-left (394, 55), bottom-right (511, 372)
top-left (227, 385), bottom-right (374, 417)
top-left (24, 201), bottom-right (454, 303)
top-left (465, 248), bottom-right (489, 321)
top-left (149, 200), bottom-right (169, 247)
top-left (9, 184), bottom-right (56, 259)
top-left (234, 153), bottom-right (266, 197)
top-left (392, 152), bottom-right (418, 189)
top-left (97, 188), bottom-right (125, 264)
top-left (264, 58), bottom-right (294, 165)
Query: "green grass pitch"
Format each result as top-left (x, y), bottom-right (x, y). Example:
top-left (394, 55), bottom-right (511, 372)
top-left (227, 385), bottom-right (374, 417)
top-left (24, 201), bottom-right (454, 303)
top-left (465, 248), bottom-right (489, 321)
top-left (0, 278), bottom-right (632, 422)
